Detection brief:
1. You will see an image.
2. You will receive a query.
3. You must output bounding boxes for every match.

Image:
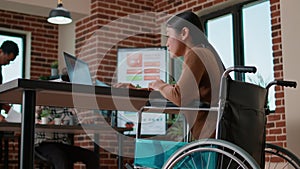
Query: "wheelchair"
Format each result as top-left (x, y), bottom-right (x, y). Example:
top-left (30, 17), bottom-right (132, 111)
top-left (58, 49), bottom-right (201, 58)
top-left (131, 66), bottom-right (300, 169)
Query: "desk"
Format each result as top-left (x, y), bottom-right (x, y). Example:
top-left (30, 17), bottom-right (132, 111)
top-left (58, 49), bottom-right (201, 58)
top-left (0, 79), bottom-right (162, 169)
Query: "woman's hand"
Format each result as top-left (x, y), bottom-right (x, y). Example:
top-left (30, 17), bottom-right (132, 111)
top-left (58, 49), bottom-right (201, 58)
top-left (148, 79), bottom-right (166, 90)
top-left (113, 83), bottom-right (154, 91)
top-left (113, 83), bottom-right (136, 89)
top-left (2, 104), bottom-right (11, 113)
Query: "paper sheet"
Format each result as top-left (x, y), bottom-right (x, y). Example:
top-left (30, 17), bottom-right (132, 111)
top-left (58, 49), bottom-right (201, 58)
top-left (5, 108), bottom-right (21, 123)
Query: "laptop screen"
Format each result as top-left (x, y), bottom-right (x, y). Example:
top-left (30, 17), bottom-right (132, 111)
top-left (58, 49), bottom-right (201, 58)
top-left (63, 52), bottom-right (93, 85)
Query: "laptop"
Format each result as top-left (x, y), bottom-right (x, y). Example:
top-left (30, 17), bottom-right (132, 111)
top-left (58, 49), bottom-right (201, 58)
top-left (63, 52), bottom-right (109, 87)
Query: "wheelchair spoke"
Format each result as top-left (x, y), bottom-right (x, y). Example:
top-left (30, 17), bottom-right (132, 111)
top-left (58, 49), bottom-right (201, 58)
top-left (226, 151), bottom-right (235, 169)
top-left (219, 149), bottom-right (224, 168)
top-left (205, 152), bottom-right (212, 169)
top-left (190, 155), bottom-right (197, 168)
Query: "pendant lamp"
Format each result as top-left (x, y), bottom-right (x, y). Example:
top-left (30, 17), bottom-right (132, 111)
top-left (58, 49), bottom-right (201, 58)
top-left (47, 0), bottom-right (72, 24)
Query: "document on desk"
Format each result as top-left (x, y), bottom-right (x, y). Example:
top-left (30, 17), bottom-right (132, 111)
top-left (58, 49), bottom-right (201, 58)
top-left (5, 108), bottom-right (21, 123)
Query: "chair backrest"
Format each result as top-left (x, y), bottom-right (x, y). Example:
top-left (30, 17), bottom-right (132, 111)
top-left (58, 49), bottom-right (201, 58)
top-left (35, 149), bottom-right (54, 169)
top-left (219, 78), bottom-right (267, 168)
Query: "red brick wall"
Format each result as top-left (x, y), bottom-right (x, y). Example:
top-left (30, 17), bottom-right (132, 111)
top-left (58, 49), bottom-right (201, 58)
top-left (75, 0), bottom-right (158, 84)
top-left (0, 9), bottom-right (59, 80)
top-left (267, 0), bottom-right (286, 147)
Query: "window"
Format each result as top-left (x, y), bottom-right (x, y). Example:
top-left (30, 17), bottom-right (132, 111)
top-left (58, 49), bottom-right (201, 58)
top-left (0, 31), bottom-right (26, 113)
top-left (243, 2), bottom-right (274, 110)
top-left (207, 14), bottom-right (234, 69)
top-left (201, 0), bottom-right (275, 110)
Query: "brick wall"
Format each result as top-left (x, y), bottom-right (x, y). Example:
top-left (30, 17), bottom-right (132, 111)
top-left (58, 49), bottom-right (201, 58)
top-left (75, 0), bottom-right (158, 84)
top-left (267, 0), bottom-right (286, 147)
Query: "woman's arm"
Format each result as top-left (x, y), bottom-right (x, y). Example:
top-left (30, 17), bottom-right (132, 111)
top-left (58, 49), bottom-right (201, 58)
top-left (0, 114), bottom-right (7, 122)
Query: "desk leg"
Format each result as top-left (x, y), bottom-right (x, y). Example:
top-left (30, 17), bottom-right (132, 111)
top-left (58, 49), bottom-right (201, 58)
top-left (117, 133), bottom-right (123, 169)
top-left (94, 133), bottom-right (100, 167)
top-left (136, 110), bottom-right (142, 139)
top-left (20, 90), bottom-right (36, 169)
top-left (4, 139), bottom-right (8, 169)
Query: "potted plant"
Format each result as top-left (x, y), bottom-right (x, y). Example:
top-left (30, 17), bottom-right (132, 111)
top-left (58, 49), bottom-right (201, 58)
top-left (40, 109), bottom-right (50, 124)
top-left (50, 60), bottom-right (59, 76)
top-left (54, 113), bottom-right (62, 125)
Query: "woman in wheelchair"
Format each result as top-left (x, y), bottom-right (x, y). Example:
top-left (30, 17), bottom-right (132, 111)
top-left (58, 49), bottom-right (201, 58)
top-left (133, 11), bottom-right (300, 169)
top-left (148, 11), bottom-right (224, 140)
top-left (133, 11), bottom-right (228, 169)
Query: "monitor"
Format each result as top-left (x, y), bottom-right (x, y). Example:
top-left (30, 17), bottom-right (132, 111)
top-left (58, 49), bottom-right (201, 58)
top-left (116, 47), bottom-right (169, 135)
top-left (117, 47), bottom-right (169, 88)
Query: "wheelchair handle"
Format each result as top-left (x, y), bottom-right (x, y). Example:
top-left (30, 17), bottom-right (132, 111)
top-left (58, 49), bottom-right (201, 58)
top-left (265, 80), bottom-right (297, 115)
top-left (266, 80), bottom-right (297, 90)
top-left (232, 66), bottom-right (257, 73)
top-left (222, 66), bottom-right (256, 78)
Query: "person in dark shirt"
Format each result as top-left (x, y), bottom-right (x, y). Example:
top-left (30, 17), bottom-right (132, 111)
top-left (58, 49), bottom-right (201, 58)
top-left (0, 40), bottom-right (19, 165)
top-left (0, 40), bottom-right (19, 113)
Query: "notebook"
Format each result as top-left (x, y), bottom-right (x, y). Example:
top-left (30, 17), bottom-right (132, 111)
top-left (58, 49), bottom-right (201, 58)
top-left (63, 52), bottom-right (109, 87)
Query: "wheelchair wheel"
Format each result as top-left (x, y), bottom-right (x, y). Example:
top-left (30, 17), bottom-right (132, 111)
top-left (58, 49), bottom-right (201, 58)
top-left (265, 143), bottom-right (300, 169)
top-left (162, 138), bottom-right (260, 169)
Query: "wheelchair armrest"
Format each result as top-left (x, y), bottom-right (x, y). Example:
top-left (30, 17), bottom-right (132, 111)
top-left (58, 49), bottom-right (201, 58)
top-left (142, 99), bottom-right (214, 114)
top-left (146, 99), bottom-right (210, 109)
top-left (136, 100), bottom-right (216, 140)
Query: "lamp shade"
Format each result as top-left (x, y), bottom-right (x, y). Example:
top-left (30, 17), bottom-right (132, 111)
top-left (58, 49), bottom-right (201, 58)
top-left (47, 3), bottom-right (72, 24)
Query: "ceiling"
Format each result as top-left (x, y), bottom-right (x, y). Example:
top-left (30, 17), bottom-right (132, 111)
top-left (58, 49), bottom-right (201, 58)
top-left (0, 0), bottom-right (90, 21)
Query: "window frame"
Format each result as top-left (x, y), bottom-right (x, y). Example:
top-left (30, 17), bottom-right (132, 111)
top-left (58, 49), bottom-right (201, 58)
top-left (200, 0), bottom-right (264, 80)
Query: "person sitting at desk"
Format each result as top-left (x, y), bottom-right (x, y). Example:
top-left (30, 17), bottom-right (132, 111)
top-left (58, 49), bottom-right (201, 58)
top-left (0, 40), bottom-right (19, 164)
top-left (150, 11), bottom-right (224, 139)
top-left (115, 11), bottom-right (224, 140)
top-left (0, 40), bottom-right (19, 115)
